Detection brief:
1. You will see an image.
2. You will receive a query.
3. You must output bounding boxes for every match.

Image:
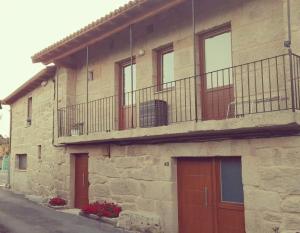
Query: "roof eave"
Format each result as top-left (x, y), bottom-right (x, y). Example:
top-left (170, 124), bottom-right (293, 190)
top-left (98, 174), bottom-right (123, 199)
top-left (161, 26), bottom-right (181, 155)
top-left (2, 66), bottom-right (56, 105)
top-left (31, 0), bottom-right (186, 65)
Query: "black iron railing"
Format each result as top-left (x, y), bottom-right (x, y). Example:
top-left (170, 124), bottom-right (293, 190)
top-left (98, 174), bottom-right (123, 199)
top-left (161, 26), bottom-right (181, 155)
top-left (58, 53), bottom-right (300, 137)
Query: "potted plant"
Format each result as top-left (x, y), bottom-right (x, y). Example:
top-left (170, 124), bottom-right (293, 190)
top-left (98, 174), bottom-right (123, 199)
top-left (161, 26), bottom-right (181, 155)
top-left (48, 197), bottom-right (67, 209)
top-left (80, 201), bottom-right (122, 225)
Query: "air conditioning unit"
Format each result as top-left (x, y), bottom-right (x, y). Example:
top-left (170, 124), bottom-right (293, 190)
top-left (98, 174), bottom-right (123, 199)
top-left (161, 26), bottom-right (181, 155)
top-left (139, 100), bottom-right (168, 128)
top-left (70, 123), bottom-right (84, 136)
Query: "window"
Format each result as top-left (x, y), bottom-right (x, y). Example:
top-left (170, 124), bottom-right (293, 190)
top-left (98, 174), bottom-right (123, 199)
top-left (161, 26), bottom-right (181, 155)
top-left (16, 154), bottom-right (27, 170)
top-left (220, 157), bottom-right (243, 203)
top-left (88, 71), bottom-right (94, 81)
top-left (27, 97), bottom-right (32, 126)
top-left (37, 145), bottom-right (42, 160)
top-left (121, 61), bottom-right (136, 106)
top-left (157, 45), bottom-right (174, 89)
top-left (204, 31), bottom-right (232, 89)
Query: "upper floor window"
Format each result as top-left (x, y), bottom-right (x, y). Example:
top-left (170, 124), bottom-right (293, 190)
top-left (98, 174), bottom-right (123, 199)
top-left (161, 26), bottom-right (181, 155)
top-left (88, 71), bottom-right (94, 81)
top-left (203, 30), bottom-right (232, 89)
top-left (120, 59), bottom-right (136, 106)
top-left (27, 97), bottom-right (32, 126)
top-left (157, 45), bottom-right (174, 89)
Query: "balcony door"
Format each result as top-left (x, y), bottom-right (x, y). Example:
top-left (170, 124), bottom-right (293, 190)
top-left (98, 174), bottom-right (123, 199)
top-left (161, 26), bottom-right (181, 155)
top-left (200, 25), bottom-right (234, 120)
top-left (119, 59), bottom-right (136, 130)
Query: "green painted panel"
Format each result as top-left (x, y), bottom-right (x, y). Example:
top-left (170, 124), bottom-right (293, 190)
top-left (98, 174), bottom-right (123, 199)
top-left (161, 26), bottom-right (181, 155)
top-left (2, 155), bottom-right (9, 170)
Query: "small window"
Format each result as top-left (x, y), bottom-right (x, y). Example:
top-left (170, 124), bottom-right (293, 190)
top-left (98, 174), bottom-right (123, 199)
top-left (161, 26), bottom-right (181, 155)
top-left (27, 97), bottom-right (32, 126)
top-left (88, 71), bottom-right (94, 81)
top-left (157, 45), bottom-right (174, 89)
top-left (16, 154), bottom-right (27, 170)
top-left (37, 145), bottom-right (42, 160)
top-left (220, 157), bottom-right (244, 203)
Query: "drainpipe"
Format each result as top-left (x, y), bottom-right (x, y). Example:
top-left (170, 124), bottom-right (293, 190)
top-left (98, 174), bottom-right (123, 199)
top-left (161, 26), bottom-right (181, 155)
top-left (52, 71), bottom-right (63, 147)
top-left (284, 0), bottom-right (292, 48)
top-left (56, 69), bottom-right (59, 139)
top-left (52, 75), bottom-right (56, 144)
top-left (192, 0), bottom-right (198, 122)
top-left (86, 47), bottom-right (89, 134)
top-left (130, 24), bottom-right (134, 128)
top-left (285, 0), bottom-right (295, 111)
top-left (7, 107), bottom-right (11, 188)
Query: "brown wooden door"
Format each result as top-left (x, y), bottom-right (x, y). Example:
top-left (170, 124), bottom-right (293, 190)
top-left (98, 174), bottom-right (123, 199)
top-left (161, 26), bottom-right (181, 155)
top-left (177, 157), bottom-right (245, 233)
top-left (200, 25), bottom-right (234, 120)
top-left (75, 154), bottom-right (89, 209)
top-left (178, 158), bottom-right (215, 233)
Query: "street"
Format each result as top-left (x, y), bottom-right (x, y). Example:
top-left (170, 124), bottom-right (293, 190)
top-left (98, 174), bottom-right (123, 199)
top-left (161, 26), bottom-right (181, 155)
top-left (0, 188), bottom-right (128, 233)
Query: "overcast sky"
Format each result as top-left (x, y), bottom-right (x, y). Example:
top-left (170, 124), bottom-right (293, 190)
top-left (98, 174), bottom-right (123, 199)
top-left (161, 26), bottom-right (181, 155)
top-left (0, 0), bottom-right (130, 137)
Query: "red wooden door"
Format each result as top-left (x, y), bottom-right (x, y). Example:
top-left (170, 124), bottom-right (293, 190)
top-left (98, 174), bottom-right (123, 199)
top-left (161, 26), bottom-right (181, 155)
top-left (119, 59), bottom-right (137, 130)
top-left (177, 157), bottom-right (245, 233)
top-left (200, 25), bottom-right (234, 120)
top-left (75, 154), bottom-right (89, 209)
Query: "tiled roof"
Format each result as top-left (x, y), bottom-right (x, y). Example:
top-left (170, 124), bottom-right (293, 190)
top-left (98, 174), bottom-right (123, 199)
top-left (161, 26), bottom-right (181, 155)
top-left (2, 66), bottom-right (56, 105)
top-left (31, 0), bottom-right (185, 64)
top-left (31, 0), bottom-right (147, 63)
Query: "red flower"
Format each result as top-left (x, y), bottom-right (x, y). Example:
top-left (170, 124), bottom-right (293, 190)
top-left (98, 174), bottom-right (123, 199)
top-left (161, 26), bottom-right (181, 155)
top-left (49, 197), bottom-right (66, 206)
top-left (81, 201), bottom-right (122, 218)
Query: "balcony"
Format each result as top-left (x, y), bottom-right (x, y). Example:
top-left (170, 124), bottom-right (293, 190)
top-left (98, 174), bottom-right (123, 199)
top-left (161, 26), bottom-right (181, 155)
top-left (57, 53), bottom-right (300, 144)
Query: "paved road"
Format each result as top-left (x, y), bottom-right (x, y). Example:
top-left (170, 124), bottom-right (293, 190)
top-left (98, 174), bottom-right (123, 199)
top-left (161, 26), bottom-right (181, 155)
top-left (0, 188), bottom-right (128, 233)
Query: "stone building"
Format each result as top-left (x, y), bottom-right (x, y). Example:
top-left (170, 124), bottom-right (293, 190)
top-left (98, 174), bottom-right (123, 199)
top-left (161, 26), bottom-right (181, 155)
top-left (2, 0), bottom-right (300, 232)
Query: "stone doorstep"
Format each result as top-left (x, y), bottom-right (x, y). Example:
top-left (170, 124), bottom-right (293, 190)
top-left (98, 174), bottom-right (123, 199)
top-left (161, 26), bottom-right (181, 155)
top-left (79, 211), bottom-right (118, 226)
top-left (47, 204), bottom-right (68, 210)
top-left (56, 208), bottom-right (81, 215)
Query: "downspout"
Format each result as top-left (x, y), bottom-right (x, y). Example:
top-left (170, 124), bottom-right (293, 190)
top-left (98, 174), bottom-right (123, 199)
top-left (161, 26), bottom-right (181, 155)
top-left (86, 47), bottom-right (89, 134)
top-left (52, 75), bottom-right (56, 145)
top-left (52, 69), bottom-right (64, 147)
top-left (56, 69), bottom-right (59, 139)
top-left (285, 0), bottom-right (295, 111)
top-left (285, 0), bottom-right (292, 48)
top-left (192, 0), bottom-right (198, 121)
top-left (130, 24), bottom-right (134, 128)
top-left (7, 106), bottom-right (12, 188)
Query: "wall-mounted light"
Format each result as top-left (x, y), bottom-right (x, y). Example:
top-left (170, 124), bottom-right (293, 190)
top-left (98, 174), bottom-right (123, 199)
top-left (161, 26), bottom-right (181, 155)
top-left (138, 49), bottom-right (145, 57)
top-left (41, 80), bottom-right (48, 87)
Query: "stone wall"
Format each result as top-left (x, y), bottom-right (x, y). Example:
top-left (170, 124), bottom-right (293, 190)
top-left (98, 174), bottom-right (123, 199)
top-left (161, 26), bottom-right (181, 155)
top-left (8, 1), bottom-right (300, 233)
top-left (65, 136), bottom-right (300, 233)
top-left (10, 76), bottom-right (66, 198)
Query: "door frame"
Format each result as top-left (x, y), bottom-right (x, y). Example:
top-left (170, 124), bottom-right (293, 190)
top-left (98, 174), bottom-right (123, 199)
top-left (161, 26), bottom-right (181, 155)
top-left (199, 23), bottom-right (233, 120)
top-left (177, 156), bottom-right (245, 233)
top-left (72, 153), bottom-right (89, 209)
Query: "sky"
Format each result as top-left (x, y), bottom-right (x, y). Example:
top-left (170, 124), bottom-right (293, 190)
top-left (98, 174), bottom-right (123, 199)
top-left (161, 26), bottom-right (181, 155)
top-left (0, 0), bottom-right (130, 137)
